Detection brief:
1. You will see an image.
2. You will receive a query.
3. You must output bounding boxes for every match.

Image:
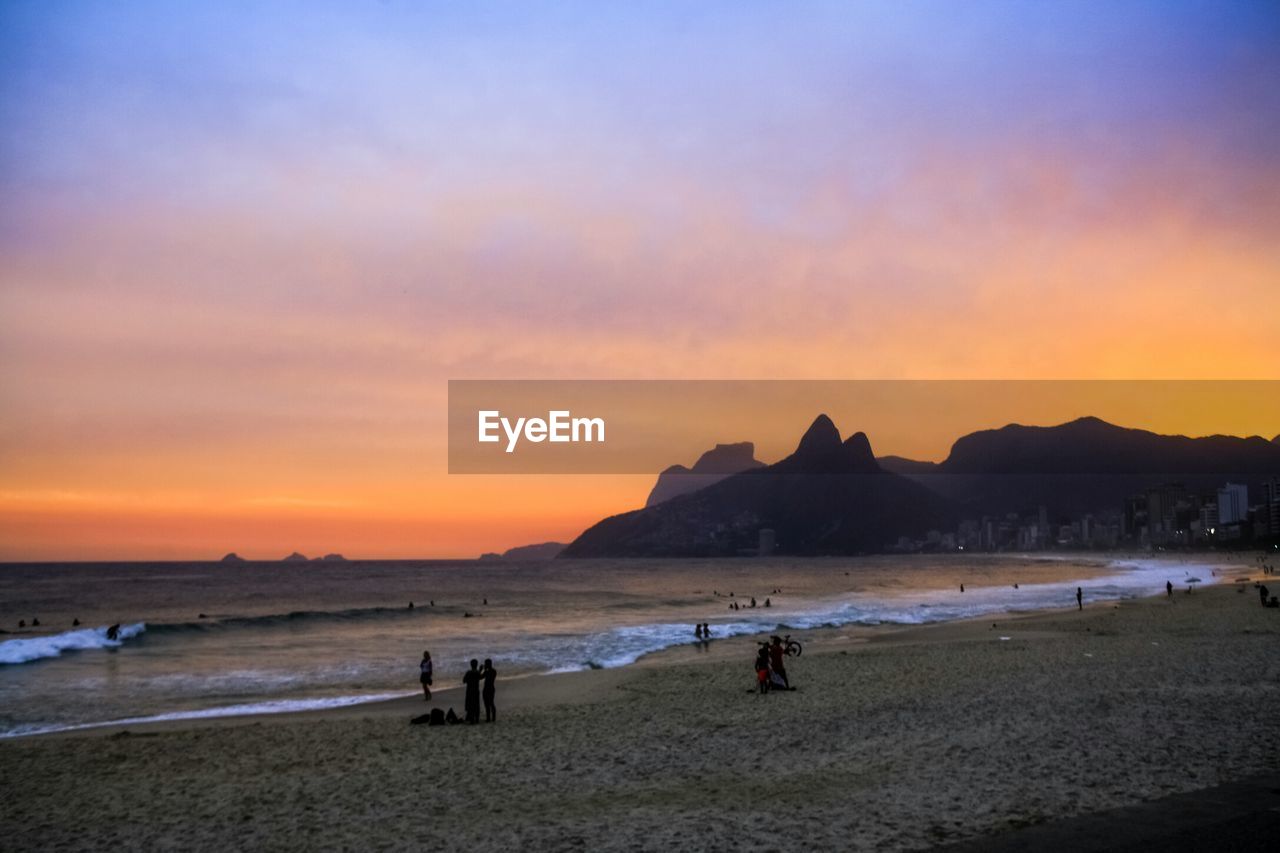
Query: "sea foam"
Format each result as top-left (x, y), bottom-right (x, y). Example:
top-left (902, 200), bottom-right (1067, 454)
top-left (0, 623), bottom-right (146, 665)
top-left (0, 691), bottom-right (413, 739)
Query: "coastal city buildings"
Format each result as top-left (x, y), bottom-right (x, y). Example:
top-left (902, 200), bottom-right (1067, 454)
top-left (893, 479), bottom-right (1279, 554)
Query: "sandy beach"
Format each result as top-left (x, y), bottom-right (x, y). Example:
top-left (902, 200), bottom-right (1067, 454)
top-left (3, 577), bottom-right (1279, 851)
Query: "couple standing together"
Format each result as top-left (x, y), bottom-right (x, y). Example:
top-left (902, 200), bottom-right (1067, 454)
top-left (420, 651), bottom-right (497, 723)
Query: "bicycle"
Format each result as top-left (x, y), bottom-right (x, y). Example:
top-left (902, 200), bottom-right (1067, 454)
top-left (759, 634), bottom-right (803, 657)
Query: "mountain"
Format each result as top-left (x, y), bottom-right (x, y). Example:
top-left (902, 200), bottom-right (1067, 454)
top-left (892, 416), bottom-right (1280, 517)
top-left (563, 415), bottom-right (954, 557)
top-left (282, 552), bottom-right (308, 562)
top-left (939, 416), bottom-right (1280, 475)
top-left (645, 442), bottom-right (764, 507)
top-left (220, 552), bottom-right (247, 563)
top-left (876, 455), bottom-right (939, 475)
top-left (501, 541), bottom-right (565, 560)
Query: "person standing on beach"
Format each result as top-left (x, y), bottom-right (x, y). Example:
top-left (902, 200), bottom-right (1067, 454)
top-left (419, 651), bottom-right (433, 700)
top-left (481, 658), bottom-right (497, 722)
top-left (1261, 584), bottom-right (1270, 607)
top-left (463, 659), bottom-right (482, 723)
top-left (1166, 581), bottom-right (1173, 598)
top-left (768, 636), bottom-right (789, 688)
top-left (1076, 587), bottom-right (1083, 611)
top-left (755, 646), bottom-right (771, 694)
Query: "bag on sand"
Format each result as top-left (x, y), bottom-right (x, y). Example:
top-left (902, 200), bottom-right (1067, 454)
top-left (410, 708), bottom-right (447, 726)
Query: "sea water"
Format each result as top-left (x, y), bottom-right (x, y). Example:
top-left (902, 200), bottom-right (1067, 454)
top-left (0, 555), bottom-right (1226, 737)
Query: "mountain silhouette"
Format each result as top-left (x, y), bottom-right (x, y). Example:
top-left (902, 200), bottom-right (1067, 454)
top-left (876, 455), bottom-right (938, 475)
top-left (939, 416), bottom-right (1280, 475)
top-left (563, 415), bottom-right (954, 557)
top-left (890, 416), bottom-right (1280, 517)
top-left (500, 541), bottom-right (566, 560)
top-left (645, 442), bottom-right (764, 507)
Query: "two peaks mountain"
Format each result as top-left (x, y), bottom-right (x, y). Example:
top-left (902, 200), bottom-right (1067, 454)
top-left (771, 414), bottom-right (879, 474)
top-left (568, 415), bottom-right (951, 557)
top-left (645, 418), bottom-right (880, 507)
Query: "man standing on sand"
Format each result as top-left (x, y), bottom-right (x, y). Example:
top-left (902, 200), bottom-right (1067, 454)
top-left (1261, 584), bottom-right (1270, 607)
top-left (1076, 587), bottom-right (1083, 611)
top-left (463, 659), bottom-right (482, 723)
top-left (1166, 581), bottom-right (1173, 598)
top-left (481, 658), bottom-right (498, 722)
top-left (768, 636), bottom-right (789, 689)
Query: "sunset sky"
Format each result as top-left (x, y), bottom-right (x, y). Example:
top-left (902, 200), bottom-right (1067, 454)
top-left (2, 1), bottom-right (1278, 560)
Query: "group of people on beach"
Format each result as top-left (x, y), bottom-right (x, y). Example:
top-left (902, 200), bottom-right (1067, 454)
top-left (753, 636), bottom-right (793, 694)
top-left (418, 651), bottom-right (498, 724)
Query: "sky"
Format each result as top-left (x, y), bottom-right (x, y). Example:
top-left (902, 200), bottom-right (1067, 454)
top-left (2, 1), bottom-right (1279, 560)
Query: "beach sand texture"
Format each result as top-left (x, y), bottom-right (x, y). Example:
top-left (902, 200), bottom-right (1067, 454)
top-left (3, 582), bottom-right (1278, 851)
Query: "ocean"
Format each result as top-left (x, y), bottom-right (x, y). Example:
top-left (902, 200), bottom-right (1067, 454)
top-left (0, 555), bottom-right (1224, 738)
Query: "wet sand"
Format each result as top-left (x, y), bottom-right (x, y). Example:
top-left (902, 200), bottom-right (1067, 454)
top-left (4, 576), bottom-right (1279, 851)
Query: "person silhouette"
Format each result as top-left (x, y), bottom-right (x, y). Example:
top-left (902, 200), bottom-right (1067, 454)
top-left (755, 647), bottom-right (770, 694)
top-left (1166, 581), bottom-right (1173, 598)
top-left (462, 659), bottom-right (482, 723)
top-left (1261, 584), bottom-right (1270, 607)
top-left (768, 636), bottom-right (789, 689)
top-left (481, 658), bottom-right (497, 722)
top-left (1076, 587), bottom-right (1083, 611)
top-left (419, 650), bottom-right (433, 700)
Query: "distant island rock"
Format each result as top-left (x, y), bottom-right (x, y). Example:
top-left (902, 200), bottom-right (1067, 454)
top-left (282, 552), bottom-right (309, 562)
top-left (317, 553), bottom-right (347, 562)
top-left (645, 441), bottom-right (765, 507)
top-left (219, 553), bottom-right (247, 563)
top-left (478, 552), bottom-right (502, 561)
top-left (501, 541), bottom-right (565, 560)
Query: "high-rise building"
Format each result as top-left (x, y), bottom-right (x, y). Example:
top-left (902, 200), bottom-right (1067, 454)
top-left (1196, 502), bottom-right (1219, 540)
top-left (1146, 483), bottom-right (1188, 543)
top-left (1263, 479), bottom-right (1280, 537)
top-left (1217, 482), bottom-right (1248, 526)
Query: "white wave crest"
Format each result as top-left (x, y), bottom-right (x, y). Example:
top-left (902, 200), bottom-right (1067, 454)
top-left (0, 623), bottom-right (147, 665)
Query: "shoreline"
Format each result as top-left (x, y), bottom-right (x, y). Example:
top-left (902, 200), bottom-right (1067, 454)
top-left (4, 575), bottom-right (1278, 850)
top-left (14, 559), bottom-right (1259, 742)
